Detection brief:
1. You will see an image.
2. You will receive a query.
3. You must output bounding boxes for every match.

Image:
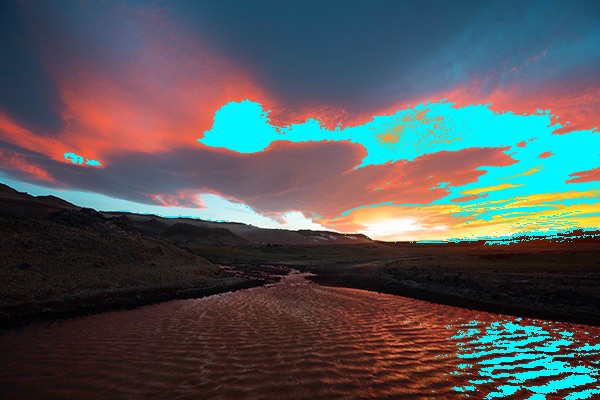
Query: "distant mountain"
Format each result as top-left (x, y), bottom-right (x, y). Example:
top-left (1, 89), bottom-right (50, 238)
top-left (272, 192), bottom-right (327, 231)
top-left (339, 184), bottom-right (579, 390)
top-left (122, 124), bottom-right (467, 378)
top-left (103, 211), bottom-right (373, 246)
top-left (162, 222), bottom-right (248, 246)
top-left (3, 182), bottom-right (599, 247)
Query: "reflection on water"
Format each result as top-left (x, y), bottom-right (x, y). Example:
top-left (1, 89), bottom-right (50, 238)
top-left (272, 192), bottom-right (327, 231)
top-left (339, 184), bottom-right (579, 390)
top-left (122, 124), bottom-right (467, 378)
top-left (447, 318), bottom-right (600, 398)
top-left (0, 273), bottom-right (599, 399)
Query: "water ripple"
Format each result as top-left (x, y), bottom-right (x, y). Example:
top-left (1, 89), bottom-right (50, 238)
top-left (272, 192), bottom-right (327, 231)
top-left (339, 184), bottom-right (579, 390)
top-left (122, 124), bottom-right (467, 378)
top-left (447, 318), bottom-right (600, 398)
top-left (1, 274), bottom-right (599, 399)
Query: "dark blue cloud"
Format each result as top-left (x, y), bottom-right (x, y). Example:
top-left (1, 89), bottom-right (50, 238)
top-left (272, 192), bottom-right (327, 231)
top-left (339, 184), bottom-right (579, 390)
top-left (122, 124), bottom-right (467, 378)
top-left (166, 0), bottom-right (600, 114)
top-left (0, 2), bottom-right (63, 134)
top-left (168, 0), bottom-right (487, 107)
top-left (407, 0), bottom-right (600, 90)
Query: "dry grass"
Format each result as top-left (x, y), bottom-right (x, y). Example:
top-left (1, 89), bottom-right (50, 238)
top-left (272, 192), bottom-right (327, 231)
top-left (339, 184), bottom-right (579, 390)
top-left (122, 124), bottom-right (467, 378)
top-left (0, 217), bottom-right (219, 306)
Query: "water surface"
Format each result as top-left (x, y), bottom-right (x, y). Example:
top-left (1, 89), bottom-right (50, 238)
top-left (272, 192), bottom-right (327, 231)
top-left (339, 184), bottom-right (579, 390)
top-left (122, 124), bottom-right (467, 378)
top-left (1, 273), bottom-right (599, 399)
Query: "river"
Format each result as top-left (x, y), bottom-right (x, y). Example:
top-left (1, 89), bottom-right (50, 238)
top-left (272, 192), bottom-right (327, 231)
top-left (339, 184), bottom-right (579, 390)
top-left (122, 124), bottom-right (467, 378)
top-left (1, 273), bottom-right (599, 399)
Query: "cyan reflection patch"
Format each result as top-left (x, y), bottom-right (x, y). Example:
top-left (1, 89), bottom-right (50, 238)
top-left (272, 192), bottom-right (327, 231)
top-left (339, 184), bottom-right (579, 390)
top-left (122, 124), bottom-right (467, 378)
top-left (447, 318), bottom-right (600, 398)
top-left (64, 152), bottom-right (101, 167)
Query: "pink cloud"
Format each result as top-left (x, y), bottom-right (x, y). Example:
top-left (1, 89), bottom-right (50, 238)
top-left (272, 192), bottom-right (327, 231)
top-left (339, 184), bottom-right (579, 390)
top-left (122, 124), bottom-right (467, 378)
top-left (361, 75), bottom-right (600, 137)
top-left (190, 142), bottom-right (516, 219)
top-left (150, 192), bottom-right (206, 208)
top-left (0, 5), bottom-right (272, 165)
top-left (0, 133), bottom-right (516, 223)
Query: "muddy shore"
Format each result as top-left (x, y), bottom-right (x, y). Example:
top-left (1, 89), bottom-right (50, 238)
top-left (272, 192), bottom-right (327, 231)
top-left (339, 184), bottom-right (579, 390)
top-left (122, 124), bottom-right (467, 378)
top-left (309, 273), bottom-right (600, 327)
top-left (3, 253), bottom-right (599, 329)
top-left (0, 276), bottom-right (272, 330)
top-left (193, 240), bottom-right (600, 327)
top-left (303, 251), bottom-right (600, 327)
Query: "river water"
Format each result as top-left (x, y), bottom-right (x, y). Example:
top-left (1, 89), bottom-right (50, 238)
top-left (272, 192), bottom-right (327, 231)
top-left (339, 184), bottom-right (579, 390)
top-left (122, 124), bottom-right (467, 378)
top-left (1, 273), bottom-right (599, 399)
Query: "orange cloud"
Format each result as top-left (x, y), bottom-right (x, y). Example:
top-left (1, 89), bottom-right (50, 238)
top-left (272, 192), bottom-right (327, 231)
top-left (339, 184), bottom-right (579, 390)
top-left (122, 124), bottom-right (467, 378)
top-left (567, 167), bottom-right (600, 184)
top-left (201, 142), bottom-right (515, 223)
top-left (428, 78), bottom-right (600, 135)
top-left (345, 74), bottom-right (599, 136)
top-left (460, 183), bottom-right (523, 196)
top-left (267, 104), bottom-right (351, 130)
top-left (0, 113), bottom-right (67, 162)
top-left (54, 42), bottom-right (267, 161)
top-left (451, 194), bottom-right (485, 203)
top-left (0, 148), bottom-right (55, 183)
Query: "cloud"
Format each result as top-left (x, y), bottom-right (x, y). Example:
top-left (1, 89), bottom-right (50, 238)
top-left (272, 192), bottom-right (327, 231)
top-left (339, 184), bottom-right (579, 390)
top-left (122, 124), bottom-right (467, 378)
top-left (64, 153), bottom-right (101, 167)
top-left (567, 167), bottom-right (600, 184)
top-left (460, 184), bottom-right (523, 197)
top-left (0, 115), bottom-right (515, 219)
top-left (168, 1), bottom-right (488, 113)
top-left (0, 147), bottom-right (55, 183)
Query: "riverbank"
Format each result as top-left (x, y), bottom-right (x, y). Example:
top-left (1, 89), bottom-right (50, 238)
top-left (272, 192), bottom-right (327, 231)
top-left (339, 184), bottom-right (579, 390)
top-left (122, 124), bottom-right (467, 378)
top-left (0, 206), bottom-right (279, 329)
top-left (176, 240), bottom-right (600, 327)
top-left (304, 247), bottom-right (600, 327)
top-left (0, 276), bottom-right (269, 329)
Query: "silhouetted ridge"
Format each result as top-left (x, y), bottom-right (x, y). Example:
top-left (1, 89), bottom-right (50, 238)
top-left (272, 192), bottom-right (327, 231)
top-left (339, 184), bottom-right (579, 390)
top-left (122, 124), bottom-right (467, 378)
top-left (0, 183), bottom-right (30, 200)
top-left (34, 195), bottom-right (78, 209)
top-left (0, 183), bottom-right (79, 218)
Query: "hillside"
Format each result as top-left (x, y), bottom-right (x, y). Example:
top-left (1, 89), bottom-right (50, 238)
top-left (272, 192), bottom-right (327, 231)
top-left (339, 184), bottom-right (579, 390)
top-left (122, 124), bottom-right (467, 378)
top-left (0, 184), bottom-right (261, 327)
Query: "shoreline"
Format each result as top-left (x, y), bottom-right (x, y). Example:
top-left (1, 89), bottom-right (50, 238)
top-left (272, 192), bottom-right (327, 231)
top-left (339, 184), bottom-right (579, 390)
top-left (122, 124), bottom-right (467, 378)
top-left (307, 272), bottom-right (600, 328)
top-left (2, 267), bottom-right (598, 330)
top-left (0, 276), bottom-right (268, 330)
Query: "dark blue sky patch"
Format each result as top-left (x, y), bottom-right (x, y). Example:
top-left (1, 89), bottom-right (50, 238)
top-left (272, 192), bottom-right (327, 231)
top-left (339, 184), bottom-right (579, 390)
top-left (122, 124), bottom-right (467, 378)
top-left (0, 2), bottom-right (63, 134)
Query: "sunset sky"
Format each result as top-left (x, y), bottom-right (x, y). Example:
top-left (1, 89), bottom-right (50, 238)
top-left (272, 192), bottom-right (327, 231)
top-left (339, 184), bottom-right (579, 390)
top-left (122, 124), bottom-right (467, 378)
top-left (1, 0), bottom-right (599, 241)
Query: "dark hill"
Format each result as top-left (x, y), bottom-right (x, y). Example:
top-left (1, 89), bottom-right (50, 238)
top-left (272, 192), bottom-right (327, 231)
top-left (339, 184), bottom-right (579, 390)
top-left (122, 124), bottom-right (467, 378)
top-left (163, 222), bottom-right (248, 246)
top-left (0, 183), bottom-right (31, 201)
top-left (0, 183), bottom-right (79, 218)
top-left (34, 195), bottom-right (78, 209)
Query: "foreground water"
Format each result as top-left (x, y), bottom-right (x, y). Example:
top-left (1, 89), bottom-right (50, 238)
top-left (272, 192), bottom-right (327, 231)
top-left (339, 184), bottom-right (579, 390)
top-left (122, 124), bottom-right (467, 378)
top-left (1, 273), bottom-right (599, 399)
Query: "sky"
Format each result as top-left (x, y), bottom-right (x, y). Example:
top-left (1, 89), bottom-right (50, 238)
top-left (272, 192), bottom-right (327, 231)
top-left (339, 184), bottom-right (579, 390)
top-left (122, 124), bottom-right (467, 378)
top-left (1, 0), bottom-right (599, 241)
